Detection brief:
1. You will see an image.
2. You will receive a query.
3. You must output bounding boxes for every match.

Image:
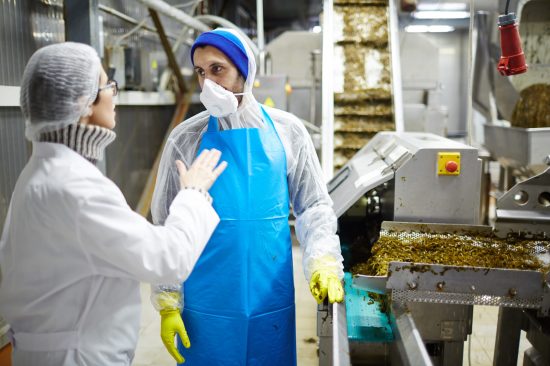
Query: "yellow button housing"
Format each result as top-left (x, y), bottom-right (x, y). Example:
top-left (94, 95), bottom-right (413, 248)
top-left (437, 152), bottom-right (461, 175)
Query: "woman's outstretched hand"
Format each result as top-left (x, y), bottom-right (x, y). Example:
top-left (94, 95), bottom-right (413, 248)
top-left (176, 149), bottom-right (227, 192)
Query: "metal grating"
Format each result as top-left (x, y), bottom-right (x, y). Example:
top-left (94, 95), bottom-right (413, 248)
top-left (391, 289), bottom-right (543, 309)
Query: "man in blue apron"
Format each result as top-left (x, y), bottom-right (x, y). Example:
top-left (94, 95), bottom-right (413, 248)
top-left (150, 28), bottom-right (345, 365)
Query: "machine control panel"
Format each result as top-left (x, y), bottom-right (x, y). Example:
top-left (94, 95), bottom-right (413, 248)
top-left (438, 152), bottom-right (461, 175)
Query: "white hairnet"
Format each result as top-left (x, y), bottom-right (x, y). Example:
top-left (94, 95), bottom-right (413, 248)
top-left (151, 29), bottom-right (343, 310)
top-left (20, 42), bottom-right (101, 141)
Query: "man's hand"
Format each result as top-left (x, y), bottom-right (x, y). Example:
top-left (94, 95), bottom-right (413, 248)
top-left (309, 270), bottom-right (344, 304)
top-left (160, 309), bottom-right (190, 363)
top-left (308, 255), bottom-right (344, 304)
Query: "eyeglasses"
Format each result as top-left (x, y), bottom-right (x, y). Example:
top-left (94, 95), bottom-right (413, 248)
top-left (98, 80), bottom-right (118, 96)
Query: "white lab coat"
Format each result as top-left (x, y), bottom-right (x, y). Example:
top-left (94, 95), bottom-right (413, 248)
top-left (0, 142), bottom-right (219, 365)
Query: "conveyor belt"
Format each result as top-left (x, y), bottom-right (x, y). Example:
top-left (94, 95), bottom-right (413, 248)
top-left (344, 272), bottom-right (393, 342)
top-left (355, 222), bottom-right (550, 314)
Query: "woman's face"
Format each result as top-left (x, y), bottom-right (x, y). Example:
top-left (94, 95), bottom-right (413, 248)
top-left (88, 68), bottom-right (116, 129)
top-left (193, 46), bottom-right (245, 99)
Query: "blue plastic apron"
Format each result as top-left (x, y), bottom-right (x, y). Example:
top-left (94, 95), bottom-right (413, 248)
top-left (178, 106), bottom-right (296, 365)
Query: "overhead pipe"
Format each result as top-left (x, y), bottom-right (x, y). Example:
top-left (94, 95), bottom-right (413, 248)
top-left (135, 0), bottom-right (210, 33)
top-left (99, 4), bottom-right (177, 39)
top-left (132, 1), bottom-right (259, 56)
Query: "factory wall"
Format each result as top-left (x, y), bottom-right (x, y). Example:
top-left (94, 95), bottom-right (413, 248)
top-left (400, 29), bottom-right (469, 137)
top-left (425, 30), bottom-right (469, 136)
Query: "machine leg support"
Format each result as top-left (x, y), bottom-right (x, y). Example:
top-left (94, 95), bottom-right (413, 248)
top-left (493, 307), bottom-right (523, 366)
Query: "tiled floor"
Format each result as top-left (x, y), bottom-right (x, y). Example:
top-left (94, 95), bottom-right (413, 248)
top-left (465, 306), bottom-right (531, 366)
top-left (133, 245), bottom-right (532, 366)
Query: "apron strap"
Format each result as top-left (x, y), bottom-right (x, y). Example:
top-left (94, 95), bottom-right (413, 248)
top-left (12, 330), bottom-right (79, 351)
top-left (259, 105), bottom-right (277, 133)
top-left (207, 114), bottom-right (218, 132)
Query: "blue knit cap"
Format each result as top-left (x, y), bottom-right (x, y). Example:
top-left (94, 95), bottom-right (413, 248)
top-left (191, 29), bottom-right (249, 79)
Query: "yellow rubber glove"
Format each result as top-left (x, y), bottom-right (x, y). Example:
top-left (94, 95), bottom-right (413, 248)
top-left (308, 256), bottom-right (344, 304)
top-left (309, 270), bottom-right (344, 304)
top-left (160, 309), bottom-right (190, 364)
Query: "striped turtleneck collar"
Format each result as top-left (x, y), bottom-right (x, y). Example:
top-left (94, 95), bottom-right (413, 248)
top-left (38, 123), bottom-right (116, 164)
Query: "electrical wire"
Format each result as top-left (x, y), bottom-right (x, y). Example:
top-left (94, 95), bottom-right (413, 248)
top-left (113, 17), bottom-right (150, 47)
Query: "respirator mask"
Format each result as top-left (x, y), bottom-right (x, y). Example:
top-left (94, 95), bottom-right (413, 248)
top-left (200, 78), bottom-right (248, 117)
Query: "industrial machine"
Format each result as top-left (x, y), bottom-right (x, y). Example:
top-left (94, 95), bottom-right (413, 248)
top-left (318, 131), bottom-right (550, 365)
top-left (318, 132), bottom-right (481, 365)
top-left (490, 166), bottom-right (550, 366)
top-left (329, 131), bottom-right (481, 271)
top-left (318, 131), bottom-right (481, 365)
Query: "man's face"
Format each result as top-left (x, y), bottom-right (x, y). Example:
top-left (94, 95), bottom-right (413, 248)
top-left (193, 46), bottom-right (245, 99)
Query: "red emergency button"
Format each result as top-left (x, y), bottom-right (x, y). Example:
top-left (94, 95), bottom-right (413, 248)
top-left (445, 161), bottom-right (458, 173)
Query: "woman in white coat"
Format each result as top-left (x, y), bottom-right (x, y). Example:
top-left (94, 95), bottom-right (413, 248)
top-left (0, 42), bottom-right (226, 366)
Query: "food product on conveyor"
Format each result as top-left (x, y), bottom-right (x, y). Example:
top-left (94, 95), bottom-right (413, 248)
top-left (352, 231), bottom-right (550, 276)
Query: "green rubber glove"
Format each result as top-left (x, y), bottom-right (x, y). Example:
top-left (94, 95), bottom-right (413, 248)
top-left (309, 270), bottom-right (344, 304)
top-left (160, 309), bottom-right (190, 364)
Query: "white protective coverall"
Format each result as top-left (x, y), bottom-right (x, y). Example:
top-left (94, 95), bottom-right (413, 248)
top-left (0, 142), bottom-right (219, 365)
top-left (150, 29), bottom-right (344, 309)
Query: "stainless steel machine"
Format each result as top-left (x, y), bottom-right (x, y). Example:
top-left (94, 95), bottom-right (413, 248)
top-left (318, 131), bottom-right (550, 365)
top-left (491, 167), bottom-right (550, 366)
top-left (327, 131), bottom-right (481, 273)
top-left (319, 131), bottom-right (482, 365)
top-left (351, 220), bottom-right (550, 366)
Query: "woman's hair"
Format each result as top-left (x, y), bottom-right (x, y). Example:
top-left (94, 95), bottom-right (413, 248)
top-left (20, 42), bottom-right (101, 141)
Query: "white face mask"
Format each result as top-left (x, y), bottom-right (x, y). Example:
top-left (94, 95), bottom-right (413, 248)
top-left (199, 79), bottom-right (246, 118)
